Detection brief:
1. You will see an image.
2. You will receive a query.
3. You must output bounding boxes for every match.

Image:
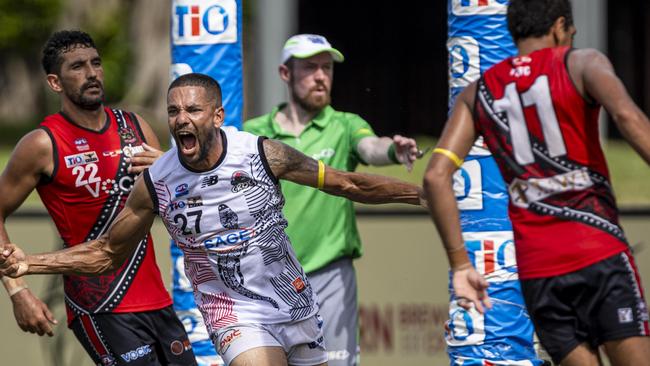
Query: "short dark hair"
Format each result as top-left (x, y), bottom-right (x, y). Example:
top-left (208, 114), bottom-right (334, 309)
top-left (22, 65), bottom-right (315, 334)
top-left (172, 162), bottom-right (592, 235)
top-left (41, 30), bottom-right (96, 75)
top-left (168, 73), bottom-right (223, 107)
top-left (507, 0), bottom-right (574, 42)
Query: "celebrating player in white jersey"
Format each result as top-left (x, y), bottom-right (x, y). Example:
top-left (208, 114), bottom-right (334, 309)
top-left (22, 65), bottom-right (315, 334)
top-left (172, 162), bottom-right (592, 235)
top-left (0, 73), bottom-right (424, 366)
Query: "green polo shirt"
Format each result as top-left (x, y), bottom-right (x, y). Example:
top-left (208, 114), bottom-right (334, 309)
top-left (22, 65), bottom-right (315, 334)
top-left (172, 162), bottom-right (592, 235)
top-left (244, 104), bottom-right (376, 273)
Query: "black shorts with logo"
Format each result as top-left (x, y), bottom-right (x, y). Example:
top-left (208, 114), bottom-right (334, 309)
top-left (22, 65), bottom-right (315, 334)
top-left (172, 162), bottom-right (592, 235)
top-left (521, 250), bottom-right (650, 364)
top-left (70, 305), bottom-right (197, 366)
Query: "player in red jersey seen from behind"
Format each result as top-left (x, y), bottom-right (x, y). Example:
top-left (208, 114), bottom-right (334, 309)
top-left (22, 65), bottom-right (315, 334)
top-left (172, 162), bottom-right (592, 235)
top-left (424, 0), bottom-right (650, 365)
top-left (0, 30), bottom-right (196, 365)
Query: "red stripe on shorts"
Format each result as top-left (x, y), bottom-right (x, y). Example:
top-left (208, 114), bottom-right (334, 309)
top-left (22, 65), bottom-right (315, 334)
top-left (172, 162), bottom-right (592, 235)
top-left (80, 315), bottom-right (111, 358)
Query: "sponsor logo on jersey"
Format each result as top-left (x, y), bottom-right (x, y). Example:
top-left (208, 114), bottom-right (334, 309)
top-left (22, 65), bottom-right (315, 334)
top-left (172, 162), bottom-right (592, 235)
top-left (122, 145), bottom-right (145, 158)
top-left (203, 228), bottom-right (255, 252)
top-left (327, 350), bottom-right (350, 359)
top-left (292, 277), bottom-right (306, 293)
top-left (65, 151), bottom-right (99, 168)
top-left (230, 170), bottom-right (256, 192)
top-left (311, 148), bottom-right (335, 161)
top-left (74, 137), bottom-right (90, 151)
top-left (171, 200), bottom-right (187, 211)
top-left (100, 354), bottom-right (116, 366)
top-left (118, 127), bottom-right (137, 144)
top-left (618, 308), bottom-right (634, 323)
top-left (172, 0), bottom-right (238, 46)
top-left (120, 345), bottom-right (152, 362)
top-left (508, 169), bottom-right (594, 208)
top-left (103, 149), bottom-right (123, 157)
top-left (102, 145), bottom-right (146, 158)
top-left (175, 183), bottom-right (190, 197)
top-left (201, 174), bottom-right (219, 188)
top-left (187, 196), bottom-right (203, 208)
top-left (218, 328), bottom-right (241, 354)
top-left (170, 339), bottom-right (192, 355)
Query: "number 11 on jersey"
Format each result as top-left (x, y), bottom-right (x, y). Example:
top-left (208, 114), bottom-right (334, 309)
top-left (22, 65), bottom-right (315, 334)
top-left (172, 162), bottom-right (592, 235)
top-left (492, 75), bottom-right (567, 165)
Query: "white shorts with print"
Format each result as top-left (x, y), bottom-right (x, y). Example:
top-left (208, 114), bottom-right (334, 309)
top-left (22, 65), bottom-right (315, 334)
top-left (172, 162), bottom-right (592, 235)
top-left (211, 314), bottom-right (327, 365)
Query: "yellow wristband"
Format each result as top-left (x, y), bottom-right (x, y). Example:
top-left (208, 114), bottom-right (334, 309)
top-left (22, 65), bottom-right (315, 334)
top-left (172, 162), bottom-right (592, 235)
top-left (433, 148), bottom-right (464, 168)
top-left (317, 160), bottom-right (325, 189)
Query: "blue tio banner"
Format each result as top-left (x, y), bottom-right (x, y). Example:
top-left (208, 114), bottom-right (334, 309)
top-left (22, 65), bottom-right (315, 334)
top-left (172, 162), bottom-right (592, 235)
top-left (171, 0), bottom-right (243, 129)
top-left (446, 1), bottom-right (545, 365)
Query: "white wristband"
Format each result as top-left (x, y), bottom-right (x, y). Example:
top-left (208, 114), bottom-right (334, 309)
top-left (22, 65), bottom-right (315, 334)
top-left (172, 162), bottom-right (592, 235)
top-left (8, 285), bottom-right (27, 297)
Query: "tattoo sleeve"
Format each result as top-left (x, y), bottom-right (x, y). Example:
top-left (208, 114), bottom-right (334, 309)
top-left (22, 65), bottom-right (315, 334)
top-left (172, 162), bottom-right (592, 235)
top-left (263, 138), bottom-right (422, 206)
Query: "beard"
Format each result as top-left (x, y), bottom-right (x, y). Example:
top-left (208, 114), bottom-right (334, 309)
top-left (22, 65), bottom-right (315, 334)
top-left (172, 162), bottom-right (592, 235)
top-left (197, 127), bottom-right (217, 163)
top-left (291, 82), bottom-right (331, 113)
top-left (65, 80), bottom-right (105, 110)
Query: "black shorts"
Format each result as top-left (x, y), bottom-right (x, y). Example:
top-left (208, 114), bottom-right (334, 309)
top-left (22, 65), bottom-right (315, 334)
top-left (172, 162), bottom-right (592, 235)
top-left (70, 305), bottom-right (197, 366)
top-left (521, 250), bottom-right (650, 364)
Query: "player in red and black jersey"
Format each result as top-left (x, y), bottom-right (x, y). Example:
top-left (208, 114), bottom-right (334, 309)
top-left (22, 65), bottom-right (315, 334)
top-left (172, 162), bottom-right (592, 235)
top-left (424, 0), bottom-right (650, 365)
top-left (0, 30), bottom-right (196, 365)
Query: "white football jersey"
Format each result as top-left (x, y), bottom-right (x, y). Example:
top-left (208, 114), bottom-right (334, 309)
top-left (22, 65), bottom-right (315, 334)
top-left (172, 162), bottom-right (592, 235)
top-left (145, 129), bottom-right (318, 334)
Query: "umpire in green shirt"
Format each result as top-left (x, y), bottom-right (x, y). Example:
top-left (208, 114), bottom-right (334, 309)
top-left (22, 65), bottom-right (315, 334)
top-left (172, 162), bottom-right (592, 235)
top-left (244, 34), bottom-right (418, 366)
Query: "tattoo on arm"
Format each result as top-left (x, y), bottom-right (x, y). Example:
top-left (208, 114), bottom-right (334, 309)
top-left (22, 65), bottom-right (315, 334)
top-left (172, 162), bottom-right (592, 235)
top-left (263, 139), bottom-right (319, 186)
top-left (262, 138), bottom-right (422, 205)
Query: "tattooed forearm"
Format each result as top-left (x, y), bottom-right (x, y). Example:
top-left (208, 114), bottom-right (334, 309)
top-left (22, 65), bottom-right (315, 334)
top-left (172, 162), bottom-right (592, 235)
top-left (263, 138), bottom-right (319, 186)
top-left (262, 138), bottom-right (423, 206)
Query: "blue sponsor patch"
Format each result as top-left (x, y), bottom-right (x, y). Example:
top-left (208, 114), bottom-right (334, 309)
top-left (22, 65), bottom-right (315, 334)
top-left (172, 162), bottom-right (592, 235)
top-left (175, 183), bottom-right (189, 197)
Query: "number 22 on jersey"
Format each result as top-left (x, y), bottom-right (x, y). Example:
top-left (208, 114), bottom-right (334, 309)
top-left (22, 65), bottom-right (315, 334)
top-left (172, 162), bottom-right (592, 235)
top-left (72, 163), bottom-right (101, 197)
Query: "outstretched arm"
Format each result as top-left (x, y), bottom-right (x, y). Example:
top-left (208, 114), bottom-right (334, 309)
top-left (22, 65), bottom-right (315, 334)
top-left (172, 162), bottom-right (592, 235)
top-left (0, 176), bottom-right (156, 277)
top-left (423, 83), bottom-right (491, 313)
top-left (357, 135), bottom-right (419, 170)
top-left (262, 138), bottom-right (423, 205)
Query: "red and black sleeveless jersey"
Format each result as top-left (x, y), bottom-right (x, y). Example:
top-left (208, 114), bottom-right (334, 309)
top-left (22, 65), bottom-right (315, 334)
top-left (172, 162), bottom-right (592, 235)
top-left (37, 107), bottom-right (171, 324)
top-left (474, 46), bottom-right (628, 279)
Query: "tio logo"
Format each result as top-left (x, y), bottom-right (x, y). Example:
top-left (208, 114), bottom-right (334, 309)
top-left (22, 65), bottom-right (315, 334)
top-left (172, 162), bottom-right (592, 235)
top-left (451, 0), bottom-right (508, 16)
top-left (172, 0), bottom-right (238, 45)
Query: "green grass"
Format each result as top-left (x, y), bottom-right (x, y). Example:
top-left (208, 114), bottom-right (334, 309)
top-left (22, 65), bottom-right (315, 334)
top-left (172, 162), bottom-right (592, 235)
top-left (0, 136), bottom-right (648, 210)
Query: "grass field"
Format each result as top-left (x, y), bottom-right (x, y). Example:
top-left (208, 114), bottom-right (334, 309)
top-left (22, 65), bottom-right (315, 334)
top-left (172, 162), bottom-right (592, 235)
top-left (0, 136), bottom-right (648, 209)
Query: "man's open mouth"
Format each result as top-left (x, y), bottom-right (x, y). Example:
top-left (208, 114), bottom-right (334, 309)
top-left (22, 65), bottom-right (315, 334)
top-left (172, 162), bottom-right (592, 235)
top-left (178, 131), bottom-right (197, 152)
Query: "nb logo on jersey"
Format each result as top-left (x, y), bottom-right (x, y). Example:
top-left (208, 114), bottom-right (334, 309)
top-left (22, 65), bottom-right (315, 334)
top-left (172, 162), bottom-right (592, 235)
top-left (172, 0), bottom-right (238, 45)
top-left (201, 175), bottom-right (219, 188)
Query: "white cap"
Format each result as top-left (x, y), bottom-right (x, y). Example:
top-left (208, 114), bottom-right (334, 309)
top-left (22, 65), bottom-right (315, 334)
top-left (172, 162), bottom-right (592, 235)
top-left (281, 34), bottom-right (344, 64)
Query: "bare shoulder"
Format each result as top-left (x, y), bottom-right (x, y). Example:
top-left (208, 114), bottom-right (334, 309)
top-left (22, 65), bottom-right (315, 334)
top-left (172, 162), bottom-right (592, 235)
top-left (15, 129), bottom-right (53, 161)
top-left (5, 128), bottom-right (53, 177)
top-left (570, 48), bottom-right (608, 61)
top-left (132, 112), bottom-right (162, 149)
top-left (569, 48), bottom-right (613, 74)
